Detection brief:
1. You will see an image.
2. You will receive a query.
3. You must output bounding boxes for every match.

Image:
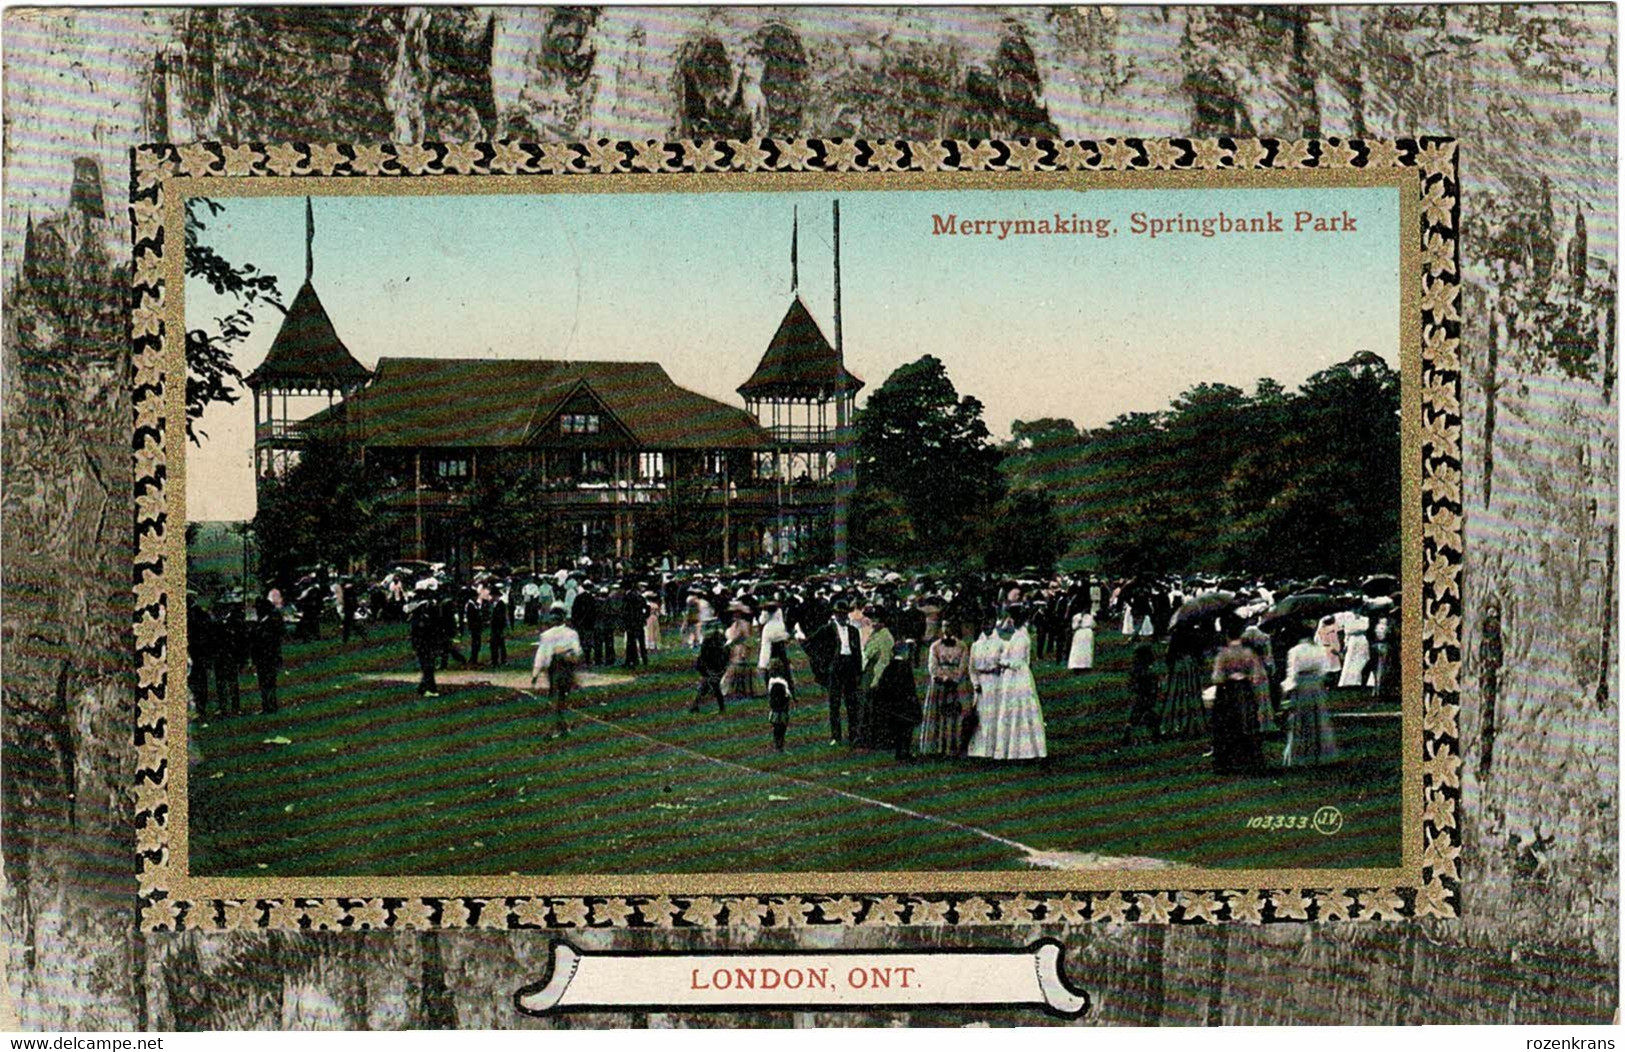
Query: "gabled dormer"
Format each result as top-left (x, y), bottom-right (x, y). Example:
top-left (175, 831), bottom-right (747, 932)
top-left (527, 378), bottom-right (634, 447)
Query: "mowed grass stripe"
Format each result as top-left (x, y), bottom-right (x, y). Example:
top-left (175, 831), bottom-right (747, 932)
top-left (190, 622), bottom-right (1402, 875)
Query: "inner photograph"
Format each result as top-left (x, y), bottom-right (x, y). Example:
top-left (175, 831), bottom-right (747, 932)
top-left (178, 179), bottom-right (1410, 878)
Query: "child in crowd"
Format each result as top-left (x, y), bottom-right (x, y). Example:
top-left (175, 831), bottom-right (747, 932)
top-left (766, 647), bottom-right (794, 752)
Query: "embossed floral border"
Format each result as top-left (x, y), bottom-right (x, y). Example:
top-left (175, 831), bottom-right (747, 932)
top-left (131, 137), bottom-right (1460, 931)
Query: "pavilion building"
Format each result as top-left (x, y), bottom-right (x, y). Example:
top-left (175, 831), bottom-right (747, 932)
top-left (253, 200), bottom-right (859, 574)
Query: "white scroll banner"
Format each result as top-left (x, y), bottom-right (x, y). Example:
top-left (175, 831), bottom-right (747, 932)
top-left (514, 938), bottom-right (1090, 1018)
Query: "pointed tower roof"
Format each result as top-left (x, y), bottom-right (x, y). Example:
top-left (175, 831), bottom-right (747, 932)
top-left (244, 280), bottom-right (371, 389)
top-left (245, 197), bottom-right (370, 390)
top-left (737, 296), bottom-right (863, 399)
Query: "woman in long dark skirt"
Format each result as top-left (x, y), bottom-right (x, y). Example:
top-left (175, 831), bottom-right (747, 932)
top-left (1209, 618), bottom-right (1269, 773)
top-left (877, 640), bottom-right (923, 761)
top-left (1157, 622), bottom-right (1209, 740)
top-left (851, 608), bottom-right (895, 749)
top-left (1122, 642), bottom-right (1161, 744)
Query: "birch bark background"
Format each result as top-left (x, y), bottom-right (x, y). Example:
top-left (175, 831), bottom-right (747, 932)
top-left (2, 4), bottom-right (1617, 1028)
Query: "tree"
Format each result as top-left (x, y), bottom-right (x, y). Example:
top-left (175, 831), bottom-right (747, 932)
top-left (852, 355), bottom-right (1006, 557)
top-left (1276, 350), bottom-right (1401, 575)
top-left (185, 199), bottom-right (283, 443)
top-left (1078, 409), bottom-right (1183, 572)
top-left (983, 487), bottom-right (1066, 573)
top-left (1002, 417), bottom-right (1091, 560)
top-left (650, 459), bottom-right (726, 566)
top-left (250, 436), bottom-right (387, 587)
top-left (1041, 354), bottom-right (1400, 579)
top-left (464, 458), bottom-right (551, 569)
top-left (851, 482), bottom-right (917, 560)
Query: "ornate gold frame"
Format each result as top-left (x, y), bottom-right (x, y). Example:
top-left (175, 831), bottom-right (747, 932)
top-left (131, 137), bottom-right (1460, 930)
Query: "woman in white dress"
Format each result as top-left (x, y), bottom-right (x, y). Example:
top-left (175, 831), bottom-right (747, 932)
top-left (964, 621), bottom-right (1005, 758)
top-left (970, 610), bottom-right (1048, 760)
top-left (1282, 629), bottom-right (1339, 766)
top-left (1314, 615), bottom-right (1343, 677)
top-left (1336, 610), bottom-right (1371, 688)
top-left (757, 603), bottom-right (790, 673)
top-left (643, 592), bottom-right (662, 652)
top-left (1067, 609), bottom-right (1095, 672)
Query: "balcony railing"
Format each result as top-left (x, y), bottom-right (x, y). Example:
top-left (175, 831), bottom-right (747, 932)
top-left (383, 476), bottom-right (835, 508)
top-left (255, 419), bottom-right (323, 443)
top-left (765, 424), bottom-right (844, 445)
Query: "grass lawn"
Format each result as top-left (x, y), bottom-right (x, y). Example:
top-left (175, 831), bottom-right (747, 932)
top-left (189, 621), bottom-right (1403, 876)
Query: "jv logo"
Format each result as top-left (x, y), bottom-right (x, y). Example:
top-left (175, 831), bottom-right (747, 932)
top-left (1313, 806), bottom-right (1345, 836)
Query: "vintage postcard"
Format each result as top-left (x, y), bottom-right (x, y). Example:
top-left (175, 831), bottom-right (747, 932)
top-left (5, 2), bottom-right (1616, 1033)
top-left (132, 137), bottom-right (1456, 951)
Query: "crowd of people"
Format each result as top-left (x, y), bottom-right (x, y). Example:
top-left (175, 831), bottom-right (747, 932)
top-left (189, 557), bottom-right (1400, 776)
top-left (1112, 574), bottom-right (1401, 773)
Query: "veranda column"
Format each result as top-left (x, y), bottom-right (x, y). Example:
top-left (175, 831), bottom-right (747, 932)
top-left (413, 450), bottom-right (424, 561)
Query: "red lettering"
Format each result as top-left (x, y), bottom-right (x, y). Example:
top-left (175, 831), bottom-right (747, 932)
top-left (847, 967), bottom-right (868, 989)
top-left (690, 968), bottom-right (709, 990)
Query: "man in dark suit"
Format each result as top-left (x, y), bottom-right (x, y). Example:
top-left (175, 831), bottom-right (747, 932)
top-left (251, 596), bottom-right (286, 712)
top-left (436, 590), bottom-right (467, 670)
top-left (213, 599), bottom-right (245, 717)
top-left (621, 582), bottom-right (648, 667)
top-left (488, 586), bottom-right (510, 668)
top-left (464, 587), bottom-right (486, 664)
top-left (340, 578), bottom-right (366, 643)
top-left (803, 600), bottom-right (862, 746)
top-left (572, 587), bottom-right (601, 667)
top-left (601, 585), bottom-right (624, 666)
top-left (187, 598), bottom-right (215, 718)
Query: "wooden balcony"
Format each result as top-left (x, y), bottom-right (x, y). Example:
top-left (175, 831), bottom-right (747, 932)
top-left (764, 424), bottom-right (848, 446)
top-left (255, 418), bottom-right (325, 445)
top-left (380, 476), bottom-right (838, 511)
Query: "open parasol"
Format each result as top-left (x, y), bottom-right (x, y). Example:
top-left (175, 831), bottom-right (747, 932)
top-left (1258, 592), bottom-right (1353, 630)
top-left (1168, 589), bottom-right (1237, 628)
top-left (1362, 574), bottom-right (1401, 597)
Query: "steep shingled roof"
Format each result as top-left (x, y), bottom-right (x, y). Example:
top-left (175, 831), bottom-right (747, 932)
top-left (336, 357), bottom-right (769, 450)
top-left (737, 296), bottom-right (863, 398)
top-left (245, 281), bottom-right (371, 389)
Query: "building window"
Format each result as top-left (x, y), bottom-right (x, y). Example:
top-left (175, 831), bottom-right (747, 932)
top-left (561, 413), bottom-right (601, 435)
top-left (435, 457), bottom-right (469, 479)
top-left (578, 451), bottom-right (609, 480)
top-left (639, 452), bottom-right (665, 480)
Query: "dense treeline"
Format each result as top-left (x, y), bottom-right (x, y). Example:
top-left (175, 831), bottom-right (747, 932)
top-left (852, 351), bottom-right (1400, 578)
top-left (998, 351), bottom-right (1401, 577)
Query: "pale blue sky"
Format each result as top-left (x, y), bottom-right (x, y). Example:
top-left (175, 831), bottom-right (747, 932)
top-left (187, 184), bottom-right (1400, 520)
